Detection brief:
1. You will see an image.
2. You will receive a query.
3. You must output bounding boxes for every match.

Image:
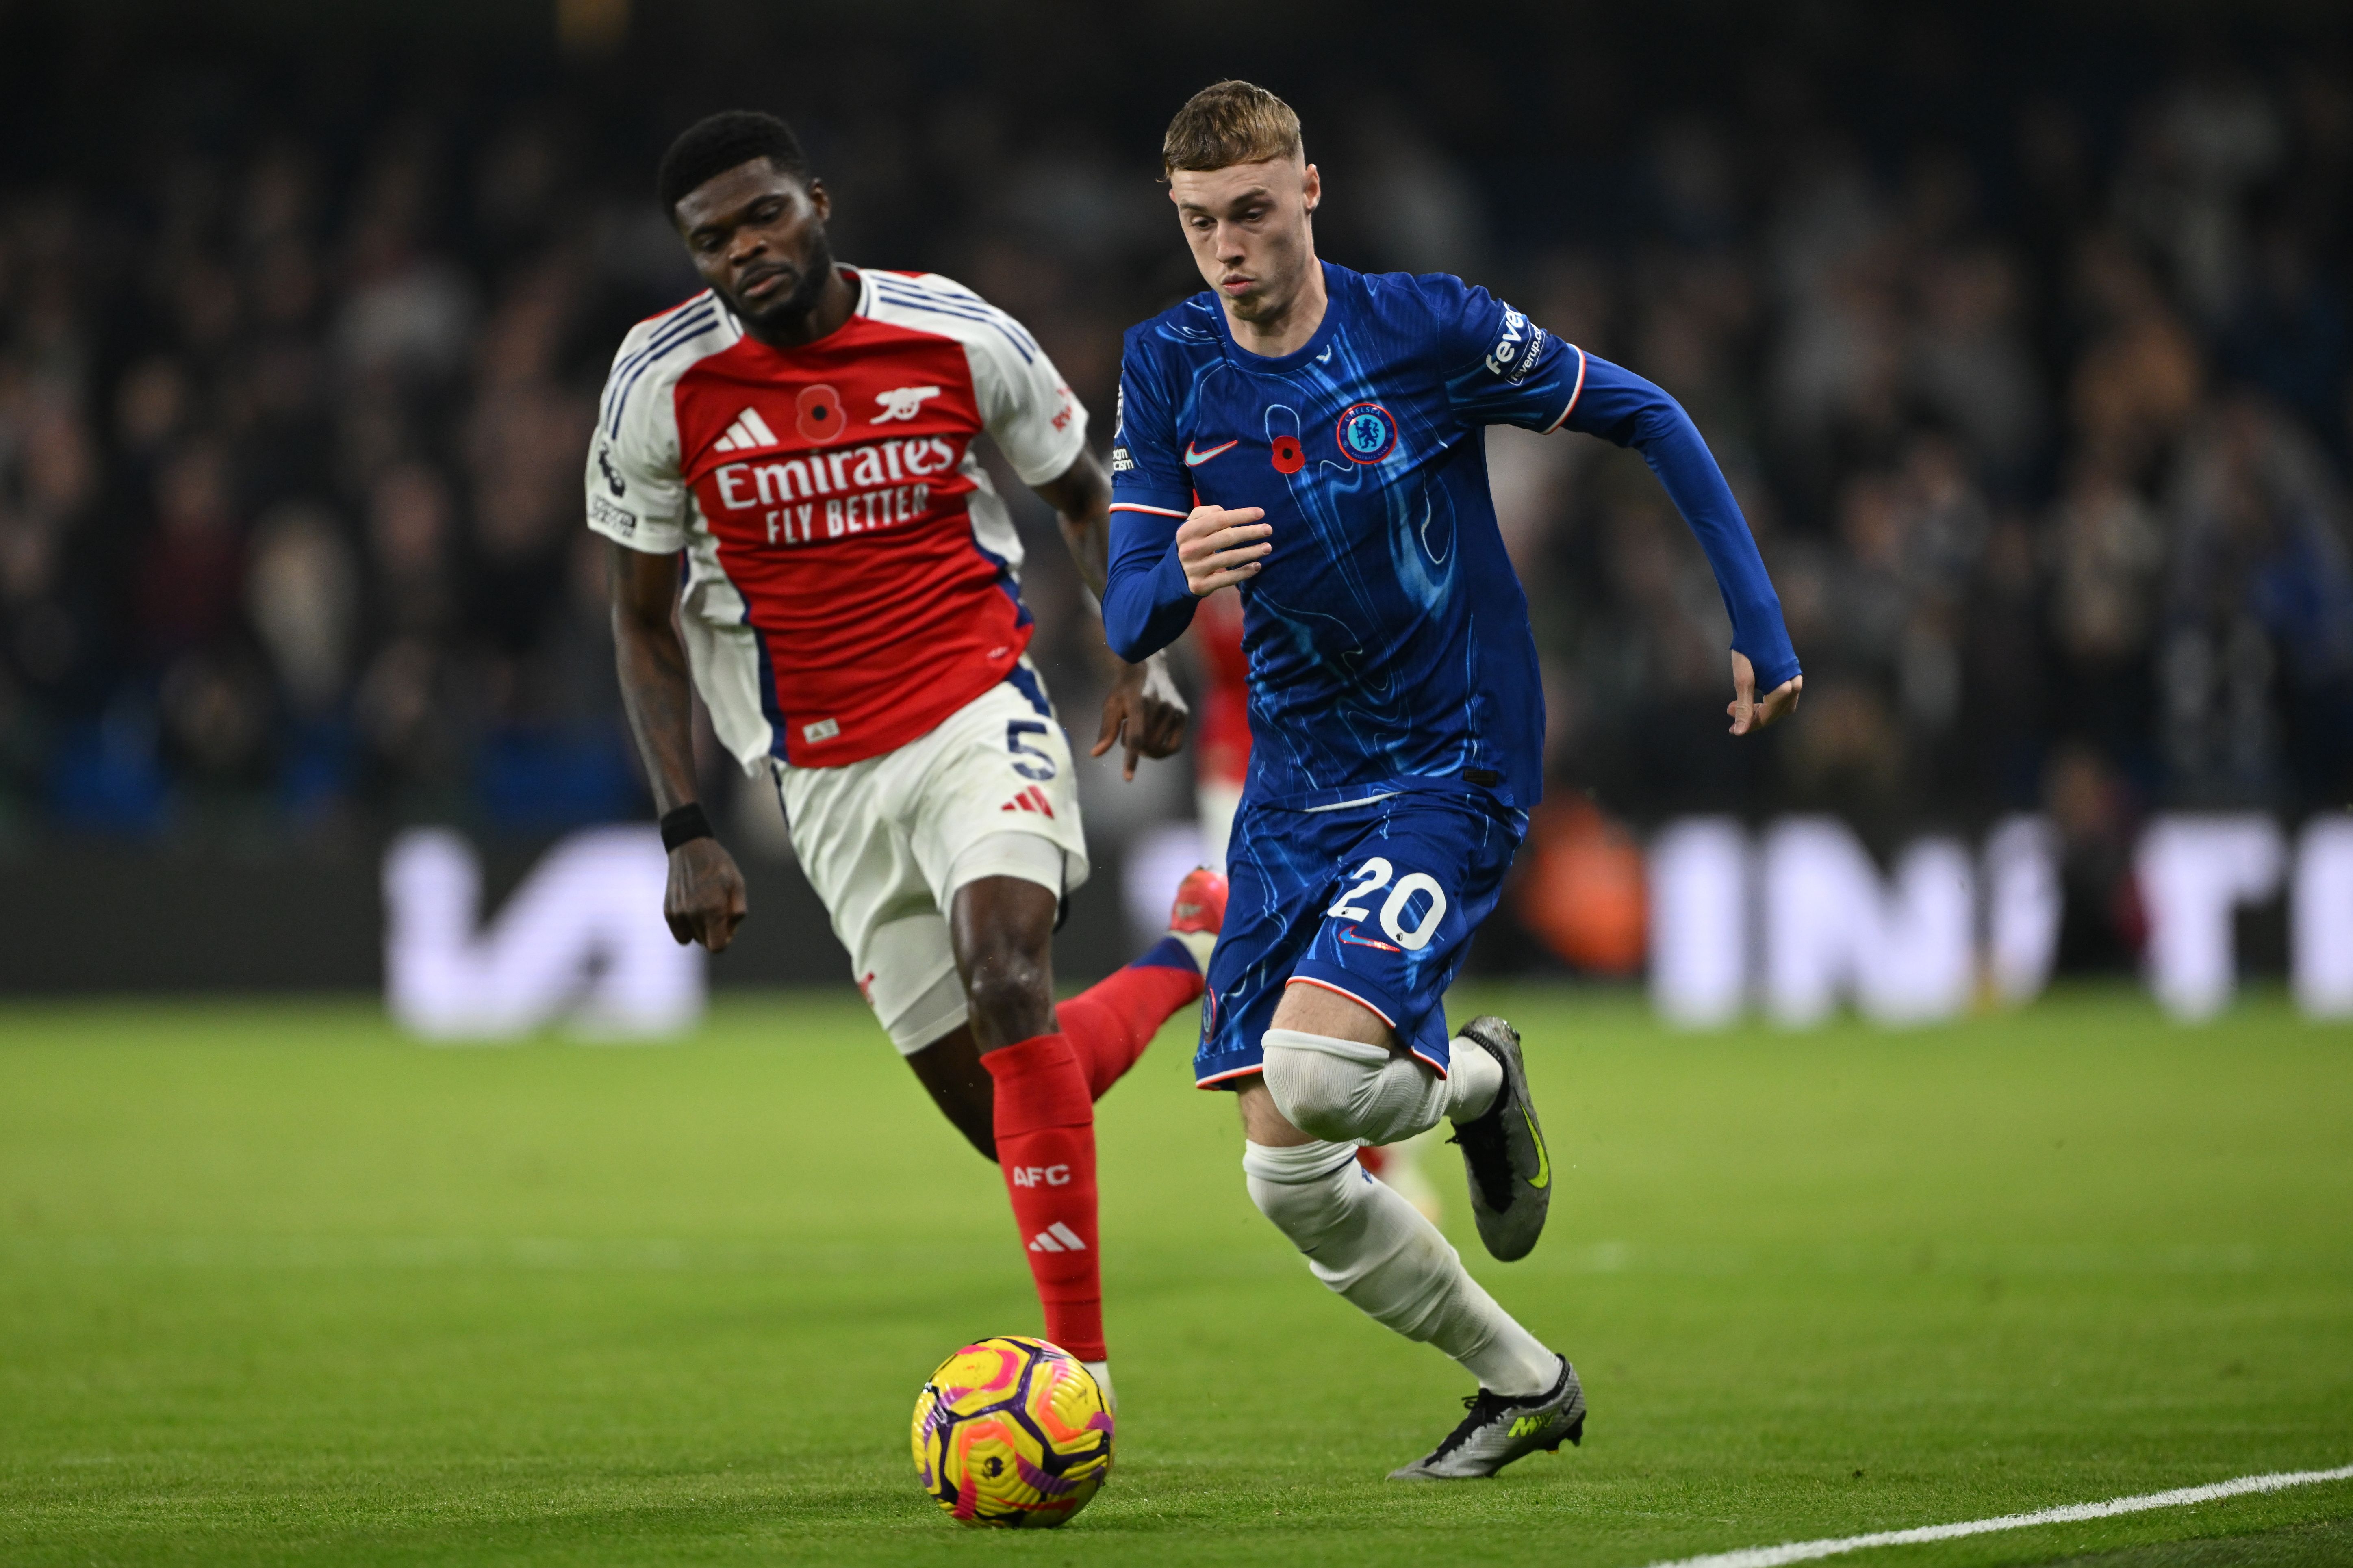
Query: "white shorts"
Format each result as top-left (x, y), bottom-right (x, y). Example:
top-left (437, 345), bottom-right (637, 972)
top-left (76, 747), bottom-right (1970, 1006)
top-left (775, 660), bottom-right (1091, 1054)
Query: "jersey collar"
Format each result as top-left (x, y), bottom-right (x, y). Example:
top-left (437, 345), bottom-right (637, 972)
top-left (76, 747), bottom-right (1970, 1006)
top-left (1211, 259), bottom-right (1346, 375)
top-left (729, 266), bottom-right (867, 359)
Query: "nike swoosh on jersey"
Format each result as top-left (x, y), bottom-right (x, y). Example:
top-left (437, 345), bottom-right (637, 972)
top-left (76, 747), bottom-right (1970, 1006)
top-left (1183, 439), bottom-right (1240, 466)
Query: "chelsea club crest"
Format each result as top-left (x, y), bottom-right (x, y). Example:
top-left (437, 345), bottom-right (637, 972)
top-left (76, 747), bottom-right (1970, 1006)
top-left (1335, 401), bottom-right (1398, 464)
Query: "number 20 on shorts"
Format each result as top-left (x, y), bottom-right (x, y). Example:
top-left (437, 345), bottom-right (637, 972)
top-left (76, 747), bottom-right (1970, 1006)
top-left (1326, 857), bottom-right (1449, 950)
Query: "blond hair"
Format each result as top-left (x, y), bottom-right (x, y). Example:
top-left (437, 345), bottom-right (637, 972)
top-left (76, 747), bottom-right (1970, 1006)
top-left (1161, 80), bottom-right (1303, 176)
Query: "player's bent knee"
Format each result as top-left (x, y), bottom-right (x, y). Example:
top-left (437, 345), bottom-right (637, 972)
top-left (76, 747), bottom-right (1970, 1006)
top-left (961, 951), bottom-right (1054, 1043)
top-left (964, 957), bottom-right (1048, 1018)
top-left (1261, 1028), bottom-right (1389, 1142)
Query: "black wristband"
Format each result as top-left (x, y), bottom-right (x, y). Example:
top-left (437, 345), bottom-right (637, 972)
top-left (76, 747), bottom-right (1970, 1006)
top-left (660, 802), bottom-right (714, 852)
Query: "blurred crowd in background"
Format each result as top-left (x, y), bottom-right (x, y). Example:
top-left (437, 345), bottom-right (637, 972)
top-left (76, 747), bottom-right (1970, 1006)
top-left (0, 1), bottom-right (2348, 971)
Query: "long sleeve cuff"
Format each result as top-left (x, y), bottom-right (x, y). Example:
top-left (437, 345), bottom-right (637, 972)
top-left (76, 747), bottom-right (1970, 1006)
top-left (1103, 540), bottom-right (1199, 661)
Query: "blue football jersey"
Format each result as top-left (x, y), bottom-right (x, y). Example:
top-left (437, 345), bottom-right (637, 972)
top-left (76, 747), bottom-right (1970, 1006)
top-left (1104, 260), bottom-right (1797, 811)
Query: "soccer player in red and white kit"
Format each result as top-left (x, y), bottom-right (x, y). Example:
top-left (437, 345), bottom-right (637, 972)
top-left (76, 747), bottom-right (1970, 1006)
top-left (591, 112), bottom-right (1224, 1404)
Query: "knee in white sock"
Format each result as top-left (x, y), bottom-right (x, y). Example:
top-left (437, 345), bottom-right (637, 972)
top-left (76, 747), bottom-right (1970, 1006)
top-left (1242, 1139), bottom-right (1457, 1338)
top-left (1242, 1138), bottom-right (1561, 1396)
top-left (1261, 1028), bottom-right (1448, 1145)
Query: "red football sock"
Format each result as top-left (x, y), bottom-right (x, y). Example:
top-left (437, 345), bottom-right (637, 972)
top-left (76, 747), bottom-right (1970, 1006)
top-left (983, 1033), bottom-right (1105, 1362)
top-left (1058, 937), bottom-right (1205, 1101)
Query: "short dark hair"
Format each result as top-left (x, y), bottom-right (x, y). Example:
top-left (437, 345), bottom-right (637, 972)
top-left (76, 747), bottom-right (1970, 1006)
top-left (656, 111), bottom-right (809, 216)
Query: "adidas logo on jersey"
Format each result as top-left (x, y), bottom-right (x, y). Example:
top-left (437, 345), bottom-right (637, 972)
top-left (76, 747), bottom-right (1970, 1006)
top-left (712, 406), bottom-right (781, 453)
top-left (1001, 785), bottom-right (1055, 818)
top-left (1026, 1222), bottom-right (1088, 1253)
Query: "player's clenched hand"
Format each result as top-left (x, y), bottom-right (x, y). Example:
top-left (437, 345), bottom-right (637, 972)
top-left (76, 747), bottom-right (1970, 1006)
top-left (1727, 650), bottom-right (1802, 736)
top-left (665, 837), bottom-right (749, 952)
top-left (1176, 505), bottom-right (1270, 596)
top-left (1094, 652), bottom-right (1189, 781)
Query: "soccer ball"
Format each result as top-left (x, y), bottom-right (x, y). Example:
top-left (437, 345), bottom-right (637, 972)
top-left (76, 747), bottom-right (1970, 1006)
top-left (910, 1336), bottom-right (1113, 1527)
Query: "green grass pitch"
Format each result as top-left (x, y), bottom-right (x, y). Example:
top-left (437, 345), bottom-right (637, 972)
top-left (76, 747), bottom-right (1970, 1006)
top-left (2, 986), bottom-right (2349, 1567)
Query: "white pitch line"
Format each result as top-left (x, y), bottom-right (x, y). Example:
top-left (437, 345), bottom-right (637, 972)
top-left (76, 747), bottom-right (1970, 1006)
top-left (1640, 1464), bottom-right (2353, 1568)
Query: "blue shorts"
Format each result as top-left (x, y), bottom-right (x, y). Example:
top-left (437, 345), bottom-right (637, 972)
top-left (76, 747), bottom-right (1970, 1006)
top-left (1195, 783), bottom-right (1526, 1088)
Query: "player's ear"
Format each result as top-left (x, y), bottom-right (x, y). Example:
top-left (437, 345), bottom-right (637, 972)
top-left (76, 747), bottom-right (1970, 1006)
top-left (1300, 162), bottom-right (1320, 217)
top-left (805, 176), bottom-right (831, 222)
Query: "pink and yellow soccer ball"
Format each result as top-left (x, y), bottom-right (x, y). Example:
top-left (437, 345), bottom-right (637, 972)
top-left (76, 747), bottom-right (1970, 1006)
top-left (910, 1336), bottom-right (1113, 1527)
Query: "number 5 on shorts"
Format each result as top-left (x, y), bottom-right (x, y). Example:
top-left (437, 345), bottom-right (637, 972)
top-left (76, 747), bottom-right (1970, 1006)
top-left (1326, 857), bottom-right (1449, 950)
top-left (1007, 720), bottom-right (1057, 781)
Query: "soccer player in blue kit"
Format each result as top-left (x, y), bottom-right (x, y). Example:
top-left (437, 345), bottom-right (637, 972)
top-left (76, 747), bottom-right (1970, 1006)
top-left (1103, 81), bottom-right (1804, 1479)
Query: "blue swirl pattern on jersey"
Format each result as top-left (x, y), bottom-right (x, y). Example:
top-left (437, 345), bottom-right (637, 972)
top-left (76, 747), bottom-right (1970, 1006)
top-left (1105, 260), bottom-right (1799, 812)
top-left (1104, 261), bottom-right (1798, 1089)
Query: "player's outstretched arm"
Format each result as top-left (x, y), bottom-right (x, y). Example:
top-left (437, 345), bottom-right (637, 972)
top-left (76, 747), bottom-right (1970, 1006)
top-left (1557, 355), bottom-right (1802, 735)
top-left (1034, 450), bottom-right (1189, 781)
top-left (608, 542), bottom-right (747, 952)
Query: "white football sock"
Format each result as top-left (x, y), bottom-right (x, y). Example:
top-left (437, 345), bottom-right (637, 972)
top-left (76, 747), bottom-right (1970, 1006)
top-left (1243, 1139), bottom-right (1557, 1397)
top-left (1080, 1358), bottom-right (1116, 1414)
top-left (1445, 1035), bottom-right (1504, 1122)
top-left (1171, 927), bottom-right (1217, 972)
top-left (1261, 1028), bottom-right (1448, 1145)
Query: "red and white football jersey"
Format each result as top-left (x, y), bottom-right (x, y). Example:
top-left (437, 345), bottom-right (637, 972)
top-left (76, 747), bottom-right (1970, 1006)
top-left (584, 268), bottom-right (1086, 770)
